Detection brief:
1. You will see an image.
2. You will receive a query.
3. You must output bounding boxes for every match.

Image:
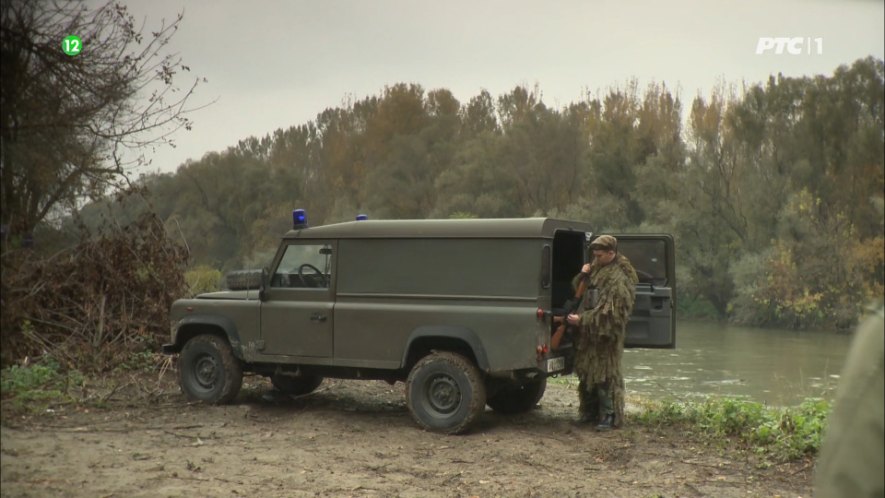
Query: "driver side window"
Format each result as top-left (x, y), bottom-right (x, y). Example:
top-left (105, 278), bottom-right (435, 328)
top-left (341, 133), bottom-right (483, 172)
top-left (271, 243), bottom-right (332, 289)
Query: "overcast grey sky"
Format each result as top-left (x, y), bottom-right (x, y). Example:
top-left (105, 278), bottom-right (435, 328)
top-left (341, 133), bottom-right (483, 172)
top-left (118, 0), bottom-right (884, 174)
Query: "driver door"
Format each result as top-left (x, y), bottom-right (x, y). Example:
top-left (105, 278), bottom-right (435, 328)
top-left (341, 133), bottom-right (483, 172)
top-left (260, 241), bottom-right (335, 357)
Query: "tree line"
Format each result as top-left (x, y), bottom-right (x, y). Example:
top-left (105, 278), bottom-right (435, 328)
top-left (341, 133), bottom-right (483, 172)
top-left (0, 57), bottom-right (863, 332)
top-left (73, 57), bottom-right (883, 330)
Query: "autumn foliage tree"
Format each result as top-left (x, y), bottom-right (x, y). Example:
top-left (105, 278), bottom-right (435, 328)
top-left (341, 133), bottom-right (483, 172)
top-left (1, 1), bottom-right (200, 367)
top-left (1, 0), bottom-right (203, 241)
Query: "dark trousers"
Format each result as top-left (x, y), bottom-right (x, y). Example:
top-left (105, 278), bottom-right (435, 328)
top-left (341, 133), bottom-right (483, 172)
top-left (578, 378), bottom-right (614, 421)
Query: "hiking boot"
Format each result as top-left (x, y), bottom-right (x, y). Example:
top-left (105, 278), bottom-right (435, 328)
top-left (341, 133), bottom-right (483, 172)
top-left (595, 414), bottom-right (614, 431)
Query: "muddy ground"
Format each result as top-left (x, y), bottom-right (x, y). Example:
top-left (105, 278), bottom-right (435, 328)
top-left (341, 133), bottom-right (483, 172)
top-left (1, 374), bottom-right (812, 498)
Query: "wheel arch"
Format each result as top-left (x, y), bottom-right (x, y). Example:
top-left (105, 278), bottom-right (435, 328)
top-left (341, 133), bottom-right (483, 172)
top-left (171, 315), bottom-right (244, 360)
top-left (402, 325), bottom-right (489, 372)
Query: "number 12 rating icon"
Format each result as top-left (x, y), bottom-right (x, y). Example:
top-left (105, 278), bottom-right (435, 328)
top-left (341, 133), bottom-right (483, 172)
top-left (62, 35), bottom-right (82, 56)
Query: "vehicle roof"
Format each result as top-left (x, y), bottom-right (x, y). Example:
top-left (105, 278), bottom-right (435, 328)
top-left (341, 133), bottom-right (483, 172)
top-left (283, 217), bottom-right (594, 240)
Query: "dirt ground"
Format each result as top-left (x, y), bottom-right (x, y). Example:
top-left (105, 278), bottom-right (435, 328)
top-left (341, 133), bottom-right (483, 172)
top-left (1, 374), bottom-right (813, 498)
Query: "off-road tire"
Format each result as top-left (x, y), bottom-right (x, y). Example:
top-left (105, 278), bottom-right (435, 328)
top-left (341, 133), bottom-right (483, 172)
top-left (406, 351), bottom-right (486, 435)
top-left (179, 334), bottom-right (243, 404)
top-left (225, 269), bottom-right (263, 291)
top-left (271, 374), bottom-right (324, 395)
top-left (486, 377), bottom-right (547, 414)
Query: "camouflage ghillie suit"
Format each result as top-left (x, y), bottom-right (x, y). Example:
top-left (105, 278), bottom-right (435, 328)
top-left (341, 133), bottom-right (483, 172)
top-left (574, 254), bottom-right (638, 427)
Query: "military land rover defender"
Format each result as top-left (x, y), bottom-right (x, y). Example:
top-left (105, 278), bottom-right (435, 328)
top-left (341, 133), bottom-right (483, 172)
top-left (163, 213), bottom-right (675, 434)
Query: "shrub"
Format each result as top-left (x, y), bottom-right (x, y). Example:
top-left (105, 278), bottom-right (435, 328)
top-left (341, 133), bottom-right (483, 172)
top-left (0, 212), bottom-right (188, 371)
top-left (185, 265), bottom-right (222, 296)
top-left (730, 189), bottom-right (884, 330)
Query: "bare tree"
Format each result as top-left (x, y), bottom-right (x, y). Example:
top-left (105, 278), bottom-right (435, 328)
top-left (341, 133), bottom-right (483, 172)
top-left (1, 0), bottom-right (206, 241)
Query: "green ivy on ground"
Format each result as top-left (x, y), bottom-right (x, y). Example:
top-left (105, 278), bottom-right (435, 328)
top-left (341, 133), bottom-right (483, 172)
top-left (0, 358), bottom-right (85, 414)
top-left (632, 397), bottom-right (829, 463)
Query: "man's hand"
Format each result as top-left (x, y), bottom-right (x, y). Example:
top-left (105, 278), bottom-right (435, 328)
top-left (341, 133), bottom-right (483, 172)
top-left (567, 313), bottom-right (581, 326)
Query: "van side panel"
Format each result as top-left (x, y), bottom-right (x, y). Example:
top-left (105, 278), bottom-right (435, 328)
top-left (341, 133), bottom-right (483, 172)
top-left (333, 296), bottom-right (539, 371)
top-left (334, 239), bottom-right (543, 371)
top-left (337, 239), bottom-right (538, 297)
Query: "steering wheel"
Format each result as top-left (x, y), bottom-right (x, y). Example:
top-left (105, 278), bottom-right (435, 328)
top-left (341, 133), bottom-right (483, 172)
top-left (298, 263), bottom-right (326, 287)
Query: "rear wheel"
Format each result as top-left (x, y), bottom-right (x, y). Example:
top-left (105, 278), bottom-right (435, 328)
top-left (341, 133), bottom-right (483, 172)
top-left (486, 377), bottom-right (547, 414)
top-left (179, 334), bottom-right (243, 404)
top-left (271, 374), bottom-right (324, 395)
top-left (406, 352), bottom-right (486, 434)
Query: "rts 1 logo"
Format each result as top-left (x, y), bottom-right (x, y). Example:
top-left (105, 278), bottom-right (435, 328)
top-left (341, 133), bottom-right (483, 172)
top-left (756, 37), bottom-right (824, 55)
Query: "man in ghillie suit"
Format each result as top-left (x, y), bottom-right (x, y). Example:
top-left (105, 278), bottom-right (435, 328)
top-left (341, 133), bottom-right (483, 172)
top-left (567, 235), bottom-right (638, 430)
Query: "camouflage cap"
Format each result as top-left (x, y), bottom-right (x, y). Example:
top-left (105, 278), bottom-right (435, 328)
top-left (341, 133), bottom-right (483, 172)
top-left (589, 234), bottom-right (618, 251)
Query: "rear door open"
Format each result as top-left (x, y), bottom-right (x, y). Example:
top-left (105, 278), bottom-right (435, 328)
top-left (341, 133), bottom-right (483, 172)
top-left (613, 234), bottom-right (676, 348)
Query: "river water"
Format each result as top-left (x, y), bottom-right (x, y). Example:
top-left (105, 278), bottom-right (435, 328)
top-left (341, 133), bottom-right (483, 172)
top-left (622, 320), bottom-right (854, 406)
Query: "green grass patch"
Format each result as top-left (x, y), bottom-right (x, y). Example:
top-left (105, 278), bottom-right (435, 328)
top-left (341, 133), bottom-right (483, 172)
top-left (631, 396), bottom-right (829, 463)
top-left (546, 374), bottom-right (578, 387)
top-left (1, 358), bottom-right (86, 414)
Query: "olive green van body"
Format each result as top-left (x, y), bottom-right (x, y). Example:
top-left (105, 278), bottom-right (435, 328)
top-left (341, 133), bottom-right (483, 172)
top-left (165, 217), bottom-right (675, 433)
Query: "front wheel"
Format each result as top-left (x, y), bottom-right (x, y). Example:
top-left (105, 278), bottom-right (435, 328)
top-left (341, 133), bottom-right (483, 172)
top-left (179, 334), bottom-right (243, 404)
top-left (406, 351), bottom-right (486, 434)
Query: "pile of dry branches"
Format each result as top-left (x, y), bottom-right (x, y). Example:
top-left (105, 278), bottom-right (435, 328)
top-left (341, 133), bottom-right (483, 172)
top-left (1, 213), bottom-right (188, 372)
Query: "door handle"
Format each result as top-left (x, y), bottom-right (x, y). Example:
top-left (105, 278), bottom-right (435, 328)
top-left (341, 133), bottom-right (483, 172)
top-left (310, 313), bottom-right (327, 322)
